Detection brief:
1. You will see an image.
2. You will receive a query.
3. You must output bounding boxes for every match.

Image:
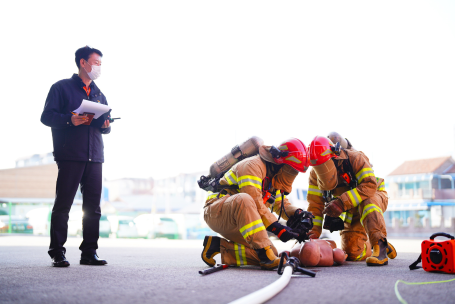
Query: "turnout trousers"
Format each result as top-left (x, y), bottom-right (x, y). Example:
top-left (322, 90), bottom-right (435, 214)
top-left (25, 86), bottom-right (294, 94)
top-left (204, 193), bottom-right (278, 266)
top-left (341, 191), bottom-right (388, 261)
top-left (48, 161), bottom-right (102, 258)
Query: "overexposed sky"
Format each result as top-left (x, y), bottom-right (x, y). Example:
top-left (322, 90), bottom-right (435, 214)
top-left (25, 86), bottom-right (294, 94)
top-left (1, 0), bottom-right (455, 186)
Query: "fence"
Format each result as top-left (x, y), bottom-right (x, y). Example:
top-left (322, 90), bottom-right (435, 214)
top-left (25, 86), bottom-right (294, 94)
top-left (387, 217), bottom-right (455, 238)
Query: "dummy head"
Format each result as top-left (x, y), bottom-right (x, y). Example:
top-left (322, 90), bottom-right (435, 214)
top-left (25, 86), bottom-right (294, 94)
top-left (289, 239), bottom-right (347, 267)
top-left (333, 248), bottom-right (347, 265)
top-left (298, 240), bottom-right (321, 267)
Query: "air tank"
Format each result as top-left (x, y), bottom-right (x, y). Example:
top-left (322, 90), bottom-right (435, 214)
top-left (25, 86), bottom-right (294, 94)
top-left (209, 136), bottom-right (264, 177)
top-left (327, 132), bottom-right (354, 150)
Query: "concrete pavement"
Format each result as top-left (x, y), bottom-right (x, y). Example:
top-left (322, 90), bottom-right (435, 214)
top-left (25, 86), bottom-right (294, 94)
top-left (1, 236), bottom-right (454, 304)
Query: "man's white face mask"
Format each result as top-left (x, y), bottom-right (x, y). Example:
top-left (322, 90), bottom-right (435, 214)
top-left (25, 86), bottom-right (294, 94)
top-left (84, 60), bottom-right (101, 80)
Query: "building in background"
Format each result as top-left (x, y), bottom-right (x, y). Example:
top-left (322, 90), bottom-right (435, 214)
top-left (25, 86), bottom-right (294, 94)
top-left (385, 156), bottom-right (455, 228)
top-left (105, 172), bottom-right (210, 239)
top-left (0, 153), bottom-right (91, 235)
top-left (15, 152), bottom-right (55, 168)
top-left (105, 172), bottom-right (205, 214)
top-left (0, 160), bottom-right (62, 219)
top-left (105, 178), bottom-right (154, 214)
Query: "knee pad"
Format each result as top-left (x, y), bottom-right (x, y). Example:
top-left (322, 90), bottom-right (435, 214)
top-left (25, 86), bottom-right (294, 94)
top-left (341, 232), bottom-right (371, 261)
top-left (234, 193), bottom-right (255, 208)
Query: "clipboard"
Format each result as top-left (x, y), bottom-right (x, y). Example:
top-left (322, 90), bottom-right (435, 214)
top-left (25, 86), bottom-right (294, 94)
top-left (81, 113), bottom-right (95, 125)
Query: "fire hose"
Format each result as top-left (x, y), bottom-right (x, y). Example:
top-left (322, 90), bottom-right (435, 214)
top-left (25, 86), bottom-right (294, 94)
top-left (227, 253), bottom-right (316, 304)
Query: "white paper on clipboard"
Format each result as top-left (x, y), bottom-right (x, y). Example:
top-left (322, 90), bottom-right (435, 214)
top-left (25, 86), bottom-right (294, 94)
top-left (73, 100), bottom-right (111, 119)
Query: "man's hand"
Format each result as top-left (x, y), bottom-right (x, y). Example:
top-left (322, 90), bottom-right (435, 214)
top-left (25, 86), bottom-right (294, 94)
top-left (307, 229), bottom-right (321, 239)
top-left (323, 198), bottom-right (344, 217)
top-left (101, 120), bottom-right (110, 128)
top-left (71, 115), bottom-right (88, 126)
top-left (266, 222), bottom-right (298, 243)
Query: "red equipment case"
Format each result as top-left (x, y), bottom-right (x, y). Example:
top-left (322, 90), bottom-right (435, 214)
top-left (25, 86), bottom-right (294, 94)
top-left (421, 232), bottom-right (455, 274)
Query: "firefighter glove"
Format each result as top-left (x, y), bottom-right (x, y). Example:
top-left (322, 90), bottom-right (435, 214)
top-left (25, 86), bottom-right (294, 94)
top-left (287, 209), bottom-right (304, 223)
top-left (323, 198), bottom-right (344, 217)
top-left (266, 222), bottom-right (298, 243)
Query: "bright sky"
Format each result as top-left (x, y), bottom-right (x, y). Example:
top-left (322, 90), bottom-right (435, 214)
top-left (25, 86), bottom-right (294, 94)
top-left (1, 1), bottom-right (455, 188)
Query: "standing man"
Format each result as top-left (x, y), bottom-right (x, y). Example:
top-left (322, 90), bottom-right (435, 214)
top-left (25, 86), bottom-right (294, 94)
top-left (41, 46), bottom-right (111, 267)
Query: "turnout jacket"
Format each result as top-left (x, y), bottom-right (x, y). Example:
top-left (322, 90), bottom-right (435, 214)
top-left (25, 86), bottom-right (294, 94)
top-left (41, 74), bottom-right (111, 163)
top-left (204, 155), bottom-right (299, 227)
top-left (307, 149), bottom-right (386, 231)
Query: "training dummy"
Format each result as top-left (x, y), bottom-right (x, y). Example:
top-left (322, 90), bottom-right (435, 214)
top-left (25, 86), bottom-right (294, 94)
top-left (286, 239), bottom-right (347, 267)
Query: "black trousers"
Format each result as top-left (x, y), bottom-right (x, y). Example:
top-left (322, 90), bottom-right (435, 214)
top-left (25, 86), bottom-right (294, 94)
top-left (48, 161), bottom-right (102, 258)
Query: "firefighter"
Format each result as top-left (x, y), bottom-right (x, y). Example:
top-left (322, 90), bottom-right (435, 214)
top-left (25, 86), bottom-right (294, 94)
top-left (306, 136), bottom-right (397, 266)
top-left (202, 138), bottom-right (309, 269)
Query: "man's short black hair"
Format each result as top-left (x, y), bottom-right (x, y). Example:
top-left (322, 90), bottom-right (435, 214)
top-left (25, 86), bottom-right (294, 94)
top-left (75, 46), bottom-right (103, 69)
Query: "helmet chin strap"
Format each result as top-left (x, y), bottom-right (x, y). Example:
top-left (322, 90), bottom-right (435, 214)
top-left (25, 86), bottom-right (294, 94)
top-left (330, 142), bottom-right (342, 156)
top-left (270, 146), bottom-right (289, 159)
top-left (265, 161), bottom-right (283, 178)
top-left (265, 161), bottom-right (290, 221)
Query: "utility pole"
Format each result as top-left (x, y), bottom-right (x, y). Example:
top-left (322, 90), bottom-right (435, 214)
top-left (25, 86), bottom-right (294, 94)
top-left (8, 201), bottom-right (12, 233)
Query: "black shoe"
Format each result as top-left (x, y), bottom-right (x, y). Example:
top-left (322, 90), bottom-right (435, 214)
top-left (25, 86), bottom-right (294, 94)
top-left (52, 254), bottom-right (70, 267)
top-left (202, 236), bottom-right (221, 267)
top-left (80, 254), bottom-right (107, 265)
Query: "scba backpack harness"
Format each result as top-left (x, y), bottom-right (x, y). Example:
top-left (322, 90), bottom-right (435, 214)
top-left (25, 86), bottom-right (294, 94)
top-left (322, 143), bottom-right (358, 232)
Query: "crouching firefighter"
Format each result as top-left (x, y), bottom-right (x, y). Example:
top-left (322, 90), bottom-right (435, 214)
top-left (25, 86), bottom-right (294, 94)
top-left (200, 138), bottom-right (312, 270)
top-left (306, 136), bottom-right (397, 266)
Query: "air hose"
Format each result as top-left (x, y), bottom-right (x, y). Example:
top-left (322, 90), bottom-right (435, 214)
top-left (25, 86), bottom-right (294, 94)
top-left (227, 254), bottom-right (316, 304)
top-left (394, 278), bottom-right (455, 304)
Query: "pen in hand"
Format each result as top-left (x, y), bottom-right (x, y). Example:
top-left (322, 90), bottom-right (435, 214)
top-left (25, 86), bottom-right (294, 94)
top-left (70, 112), bottom-right (88, 126)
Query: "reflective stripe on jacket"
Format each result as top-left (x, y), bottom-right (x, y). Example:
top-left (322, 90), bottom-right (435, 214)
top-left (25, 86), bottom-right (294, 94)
top-left (307, 149), bottom-right (385, 227)
top-left (204, 155), bottom-right (298, 227)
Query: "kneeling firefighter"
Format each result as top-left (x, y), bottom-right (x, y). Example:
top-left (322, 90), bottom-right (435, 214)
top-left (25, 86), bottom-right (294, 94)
top-left (200, 138), bottom-right (311, 270)
top-left (306, 136), bottom-right (397, 266)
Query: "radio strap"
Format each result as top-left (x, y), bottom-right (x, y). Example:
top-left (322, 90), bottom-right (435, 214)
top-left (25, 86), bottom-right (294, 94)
top-left (409, 254), bottom-right (422, 270)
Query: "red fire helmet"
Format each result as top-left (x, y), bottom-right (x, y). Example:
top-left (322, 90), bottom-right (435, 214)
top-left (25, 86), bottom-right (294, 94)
top-left (308, 136), bottom-right (338, 166)
top-left (273, 138), bottom-right (310, 173)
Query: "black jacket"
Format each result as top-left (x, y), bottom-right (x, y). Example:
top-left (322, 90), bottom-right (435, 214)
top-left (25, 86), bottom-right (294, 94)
top-left (41, 74), bottom-right (111, 163)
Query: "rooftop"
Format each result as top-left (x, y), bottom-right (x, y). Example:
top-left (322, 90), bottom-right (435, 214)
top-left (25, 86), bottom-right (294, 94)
top-left (444, 163), bottom-right (455, 174)
top-left (388, 156), bottom-right (454, 176)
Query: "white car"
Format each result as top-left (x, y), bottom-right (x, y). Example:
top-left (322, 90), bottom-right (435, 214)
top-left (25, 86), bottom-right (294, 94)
top-left (133, 214), bottom-right (180, 239)
top-left (26, 208), bottom-right (51, 235)
top-left (68, 210), bottom-right (83, 236)
top-left (155, 217), bottom-right (179, 239)
top-left (115, 216), bottom-right (139, 238)
top-left (134, 214), bottom-right (157, 238)
top-left (99, 215), bottom-right (111, 238)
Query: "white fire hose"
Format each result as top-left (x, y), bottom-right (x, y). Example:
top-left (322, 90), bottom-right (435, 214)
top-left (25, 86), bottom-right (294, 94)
top-left (227, 254), bottom-right (316, 304)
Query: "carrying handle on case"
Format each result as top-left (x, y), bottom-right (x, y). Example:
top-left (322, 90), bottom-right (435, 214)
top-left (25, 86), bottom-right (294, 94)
top-left (430, 232), bottom-right (455, 240)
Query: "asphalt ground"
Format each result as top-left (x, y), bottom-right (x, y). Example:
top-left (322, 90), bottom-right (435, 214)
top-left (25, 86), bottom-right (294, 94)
top-left (1, 236), bottom-right (455, 304)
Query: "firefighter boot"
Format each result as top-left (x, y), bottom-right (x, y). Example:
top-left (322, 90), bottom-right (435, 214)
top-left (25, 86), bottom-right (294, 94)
top-left (387, 241), bottom-right (397, 259)
top-left (202, 236), bottom-right (221, 267)
top-left (256, 245), bottom-right (281, 270)
top-left (366, 239), bottom-right (388, 266)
